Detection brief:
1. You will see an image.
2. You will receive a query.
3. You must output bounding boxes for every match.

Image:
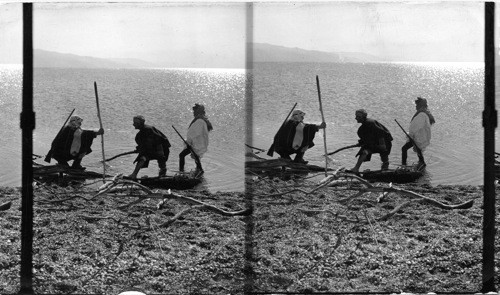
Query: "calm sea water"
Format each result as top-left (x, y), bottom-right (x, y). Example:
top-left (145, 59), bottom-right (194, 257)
top-left (0, 66), bottom-right (245, 192)
top-left (250, 62), bottom-right (488, 186)
top-left (0, 62), bottom-right (492, 188)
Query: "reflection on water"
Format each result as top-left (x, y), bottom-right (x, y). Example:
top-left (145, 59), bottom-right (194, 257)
top-left (251, 62), bottom-right (484, 186)
top-left (0, 62), bottom-right (493, 188)
top-left (0, 66), bottom-right (245, 192)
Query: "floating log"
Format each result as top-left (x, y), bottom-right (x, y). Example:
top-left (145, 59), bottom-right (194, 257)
top-left (245, 158), bottom-right (335, 181)
top-left (246, 159), bottom-right (424, 183)
top-left (125, 174), bottom-right (202, 190)
top-left (33, 164), bottom-right (112, 180)
top-left (33, 163), bottom-right (202, 190)
top-left (348, 167), bottom-right (424, 184)
top-left (246, 158), bottom-right (334, 173)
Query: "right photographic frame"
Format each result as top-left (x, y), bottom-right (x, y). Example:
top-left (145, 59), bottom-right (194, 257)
top-left (246, 1), bottom-right (497, 293)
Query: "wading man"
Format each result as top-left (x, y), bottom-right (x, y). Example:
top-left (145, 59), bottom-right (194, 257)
top-left (128, 115), bottom-right (170, 179)
top-left (401, 97), bottom-right (435, 170)
top-left (179, 103), bottom-right (213, 175)
top-left (271, 109), bottom-right (326, 165)
top-left (350, 109), bottom-right (393, 173)
top-left (48, 115), bottom-right (104, 170)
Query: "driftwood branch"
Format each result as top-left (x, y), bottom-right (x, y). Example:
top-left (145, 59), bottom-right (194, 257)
top-left (157, 206), bottom-right (200, 228)
top-left (321, 171), bottom-right (474, 210)
top-left (104, 150), bottom-right (137, 162)
top-left (160, 191), bottom-right (251, 216)
top-left (83, 174), bottom-right (250, 230)
top-left (283, 168), bottom-right (475, 224)
top-left (378, 200), bottom-right (420, 221)
top-left (95, 174), bottom-right (153, 197)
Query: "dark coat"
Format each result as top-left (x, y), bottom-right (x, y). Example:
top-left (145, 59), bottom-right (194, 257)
top-left (272, 120), bottom-right (320, 157)
top-left (134, 124), bottom-right (171, 167)
top-left (357, 118), bottom-right (393, 159)
top-left (50, 126), bottom-right (97, 162)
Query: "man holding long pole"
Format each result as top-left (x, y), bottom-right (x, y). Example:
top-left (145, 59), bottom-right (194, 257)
top-left (270, 108), bottom-right (326, 164)
top-left (177, 103), bottom-right (213, 175)
top-left (399, 97), bottom-right (435, 171)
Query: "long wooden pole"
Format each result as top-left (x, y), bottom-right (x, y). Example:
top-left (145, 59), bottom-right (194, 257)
top-left (172, 125), bottom-right (202, 169)
top-left (94, 82), bottom-right (106, 182)
top-left (316, 75), bottom-right (328, 176)
top-left (394, 119), bottom-right (424, 161)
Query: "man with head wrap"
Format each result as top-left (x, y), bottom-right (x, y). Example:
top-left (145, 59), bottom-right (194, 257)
top-left (350, 109), bottom-right (393, 173)
top-left (401, 97), bottom-right (435, 170)
top-left (271, 109), bottom-right (326, 164)
top-left (179, 103), bottom-right (213, 175)
top-left (48, 115), bottom-right (104, 170)
top-left (128, 115), bottom-right (171, 179)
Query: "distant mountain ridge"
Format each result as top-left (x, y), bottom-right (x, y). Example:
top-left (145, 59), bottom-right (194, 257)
top-left (33, 45), bottom-right (384, 69)
top-left (252, 43), bottom-right (384, 63)
top-left (34, 49), bottom-right (155, 69)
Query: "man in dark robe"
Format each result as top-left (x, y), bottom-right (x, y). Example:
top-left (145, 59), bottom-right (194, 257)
top-left (47, 115), bottom-right (104, 170)
top-left (350, 109), bottom-right (393, 173)
top-left (271, 109), bottom-right (326, 164)
top-left (127, 115), bottom-right (171, 179)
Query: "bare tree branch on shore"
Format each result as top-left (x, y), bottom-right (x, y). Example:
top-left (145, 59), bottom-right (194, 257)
top-left (51, 173), bottom-right (252, 231)
top-left (249, 167), bottom-right (474, 223)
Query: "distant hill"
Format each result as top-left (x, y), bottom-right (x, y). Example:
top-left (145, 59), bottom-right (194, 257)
top-left (252, 43), bottom-right (384, 63)
top-left (337, 51), bottom-right (386, 63)
top-left (34, 49), bottom-right (155, 69)
top-left (33, 45), bottom-right (385, 69)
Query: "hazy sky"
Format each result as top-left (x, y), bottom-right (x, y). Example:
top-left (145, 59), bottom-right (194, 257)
top-left (0, 2), bottom-right (487, 65)
top-left (254, 2), bottom-right (484, 62)
top-left (0, 2), bottom-right (248, 67)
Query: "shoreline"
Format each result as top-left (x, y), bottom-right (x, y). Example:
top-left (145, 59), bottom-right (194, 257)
top-left (0, 179), bottom-right (496, 293)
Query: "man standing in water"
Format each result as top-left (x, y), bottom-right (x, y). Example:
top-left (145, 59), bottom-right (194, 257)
top-left (47, 115), bottom-right (104, 170)
top-left (271, 109), bottom-right (326, 164)
top-left (127, 115), bottom-right (170, 179)
top-left (401, 97), bottom-right (435, 170)
top-left (179, 103), bottom-right (213, 175)
top-left (350, 109), bottom-right (393, 173)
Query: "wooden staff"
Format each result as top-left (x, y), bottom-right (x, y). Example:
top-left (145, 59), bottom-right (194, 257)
top-left (104, 150), bottom-right (137, 162)
top-left (44, 108), bottom-right (75, 163)
top-left (172, 125), bottom-right (202, 170)
top-left (316, 75), bottom-right (328, 176)
top-left (94, 81), bottom-right (106, 182)
top-left (326, 144), bottom-right (359, 156)
top-left (266, 102), bottom-right (298, 157)
top-left (395, 119), bottom-right (424, 162)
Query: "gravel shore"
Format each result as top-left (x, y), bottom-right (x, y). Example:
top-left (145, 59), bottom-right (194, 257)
top-left (0, 176), bottom-right (498, 294)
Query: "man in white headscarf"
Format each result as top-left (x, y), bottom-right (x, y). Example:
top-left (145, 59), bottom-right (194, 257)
top-left (179, 103), bottom-right (213, 175)
top-left (401, 97), bottom-right (436, 170)
top-left (47, 115), bottom-right (104, 170)
top-left (270, 109), bottom-right (326, 164)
